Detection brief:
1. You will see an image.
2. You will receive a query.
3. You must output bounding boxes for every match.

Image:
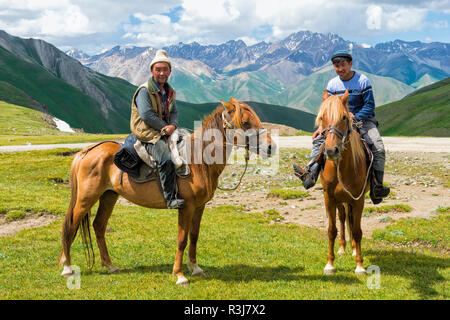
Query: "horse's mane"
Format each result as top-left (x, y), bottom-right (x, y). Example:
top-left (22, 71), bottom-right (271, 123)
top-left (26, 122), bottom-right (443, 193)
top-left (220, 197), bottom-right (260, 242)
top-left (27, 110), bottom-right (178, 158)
top-left (201, 101), bottom-right (262, 132)
top-left (316, 95), bottom-right (365, 168)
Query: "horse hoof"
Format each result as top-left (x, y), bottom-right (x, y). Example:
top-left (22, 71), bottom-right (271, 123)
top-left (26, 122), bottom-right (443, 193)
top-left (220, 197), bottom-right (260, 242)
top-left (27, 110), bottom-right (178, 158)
top-left (337, 248), bottom-right (346, 255)
top-left (61, 265), bottom-right (73, 277)
top-left (108, 265), bottom-right (120, 274)
top-left (188, 262), bottom-right (205, 277)
top-left (355, 266), bottom-right (366, 275)
top-left (323, 264), bottom-right (336, 275)
top-left (176, 276), bottom-right (190, 287)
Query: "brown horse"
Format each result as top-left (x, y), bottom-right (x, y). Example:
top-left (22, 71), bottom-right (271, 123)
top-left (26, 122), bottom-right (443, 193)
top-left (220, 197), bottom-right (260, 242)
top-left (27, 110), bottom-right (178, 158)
top-left (59, 97), bottom-right (276, 286)
top-left (316, 89), bottom-right (369, 275)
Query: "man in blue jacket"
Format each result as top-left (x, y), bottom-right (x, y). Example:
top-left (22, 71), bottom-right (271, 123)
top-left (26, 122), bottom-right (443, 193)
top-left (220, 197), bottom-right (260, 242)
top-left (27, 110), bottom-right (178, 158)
top-left (293, 51), bottom-right (390, 204)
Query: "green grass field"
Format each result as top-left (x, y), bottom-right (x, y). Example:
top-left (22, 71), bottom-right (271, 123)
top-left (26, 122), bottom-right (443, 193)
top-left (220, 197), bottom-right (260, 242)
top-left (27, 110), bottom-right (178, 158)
top-left (0, 149), bottom-right (448, 300)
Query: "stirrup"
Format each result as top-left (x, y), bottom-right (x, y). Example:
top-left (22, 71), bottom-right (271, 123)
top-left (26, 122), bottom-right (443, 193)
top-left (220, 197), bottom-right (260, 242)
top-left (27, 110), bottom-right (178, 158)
top-left (167, 198), bottom-right (185, 209)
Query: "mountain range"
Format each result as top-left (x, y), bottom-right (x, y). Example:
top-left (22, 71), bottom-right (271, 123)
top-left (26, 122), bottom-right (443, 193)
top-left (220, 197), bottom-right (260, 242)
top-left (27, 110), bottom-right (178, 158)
top-left (0, 30), bottom-right (136, 133)
top-left (1, 28), bottom-right (449, 136)
top-left (68, 30), bottom-right (450, 114)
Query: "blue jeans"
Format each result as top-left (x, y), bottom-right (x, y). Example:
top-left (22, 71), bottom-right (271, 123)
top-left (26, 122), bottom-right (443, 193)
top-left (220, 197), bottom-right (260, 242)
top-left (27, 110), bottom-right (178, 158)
top-left (310, 120), bottom-right (386, 172)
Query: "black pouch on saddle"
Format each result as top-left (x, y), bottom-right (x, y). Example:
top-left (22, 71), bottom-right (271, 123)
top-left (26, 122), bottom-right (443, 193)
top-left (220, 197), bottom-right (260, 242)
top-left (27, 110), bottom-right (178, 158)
top-left (113, 134), bottom-right (144, 178)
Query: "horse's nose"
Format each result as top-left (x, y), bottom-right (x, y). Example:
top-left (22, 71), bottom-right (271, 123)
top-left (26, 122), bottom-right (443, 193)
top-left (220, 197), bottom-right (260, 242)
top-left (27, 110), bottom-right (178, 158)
top-left (326, 146), bottom-right (339, 159)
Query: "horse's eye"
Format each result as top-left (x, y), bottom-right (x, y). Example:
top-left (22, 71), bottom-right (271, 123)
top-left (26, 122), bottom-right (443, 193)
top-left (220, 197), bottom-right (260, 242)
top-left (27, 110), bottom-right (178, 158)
top-left (343, 115), bottom-right (347, 120)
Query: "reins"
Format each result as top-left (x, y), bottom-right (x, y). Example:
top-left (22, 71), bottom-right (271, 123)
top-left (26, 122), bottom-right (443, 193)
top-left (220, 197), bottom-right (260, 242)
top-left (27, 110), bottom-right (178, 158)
top-left (337, 146), bottom-right (373, 200)
top-left (217, 110), bottom-right (251, 191)
top-left (322, 123), bottom-right (372, 200)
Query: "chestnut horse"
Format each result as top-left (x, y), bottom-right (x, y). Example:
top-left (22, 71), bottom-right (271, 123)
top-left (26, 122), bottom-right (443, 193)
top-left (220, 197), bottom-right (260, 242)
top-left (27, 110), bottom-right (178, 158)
top-left (317, 89), bottom-right (369, 275)
top-left (59, 97), bottom-right (276, 286)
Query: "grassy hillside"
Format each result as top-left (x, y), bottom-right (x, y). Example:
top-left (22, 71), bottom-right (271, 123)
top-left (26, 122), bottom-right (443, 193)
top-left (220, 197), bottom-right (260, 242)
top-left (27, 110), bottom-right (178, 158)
top-left (0, 32), bottom-right (137, 134)
top-left (0, 101), bottom-right (61, 135)
top-left (0, 46), bottom-right (120, 133)
top-left (377, 77), bottom-right (450, 137)
top-left (0, 101), bottom-right (127, 145)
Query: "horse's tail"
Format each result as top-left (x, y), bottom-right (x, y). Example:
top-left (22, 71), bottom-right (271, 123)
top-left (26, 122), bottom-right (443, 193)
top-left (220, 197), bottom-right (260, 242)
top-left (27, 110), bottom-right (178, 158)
top-left (61, 152), bottom-right (95, 269)
top-left (344, 203), bottom-right (354, 245)
top-left (61, 153), bottom-right (80, 265)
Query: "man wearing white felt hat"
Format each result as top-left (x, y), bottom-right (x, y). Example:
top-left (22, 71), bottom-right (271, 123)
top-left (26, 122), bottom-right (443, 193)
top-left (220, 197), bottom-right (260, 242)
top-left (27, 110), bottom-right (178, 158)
top-left (129, 49), bottom-right (185, 209)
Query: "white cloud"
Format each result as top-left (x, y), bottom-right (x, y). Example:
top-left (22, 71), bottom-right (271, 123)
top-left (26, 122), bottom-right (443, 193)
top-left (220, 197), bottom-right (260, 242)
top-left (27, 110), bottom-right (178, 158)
top-left (0, 0), bottom-right (448, 53)
top-left (385, 7), bottom-right (427, 31)
top-left (366, 5), bottom-right (383, 30)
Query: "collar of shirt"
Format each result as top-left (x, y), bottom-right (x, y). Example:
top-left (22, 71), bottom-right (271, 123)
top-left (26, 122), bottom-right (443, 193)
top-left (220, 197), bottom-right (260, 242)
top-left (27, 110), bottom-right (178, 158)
top-left (152, 77), bottom-right (169, 94)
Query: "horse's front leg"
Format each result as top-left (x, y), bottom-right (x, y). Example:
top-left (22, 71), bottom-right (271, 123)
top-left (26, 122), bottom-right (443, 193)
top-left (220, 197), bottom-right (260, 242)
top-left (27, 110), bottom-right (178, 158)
top-left (324, 192), bottom-right (337, 275)
top-left (173, 204), bottom-right (194, 286)
top-left (337, 204), bottom-right (346, 255)
top-left (351, 200), bottom-right (366, 275)
top-left (188, 205), bottom-right (206, 277)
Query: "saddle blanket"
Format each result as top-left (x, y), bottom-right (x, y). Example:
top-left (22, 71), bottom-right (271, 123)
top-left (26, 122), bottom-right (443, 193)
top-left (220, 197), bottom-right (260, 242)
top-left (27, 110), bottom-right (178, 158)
top-left (113, 128), bottom-right (191, 184)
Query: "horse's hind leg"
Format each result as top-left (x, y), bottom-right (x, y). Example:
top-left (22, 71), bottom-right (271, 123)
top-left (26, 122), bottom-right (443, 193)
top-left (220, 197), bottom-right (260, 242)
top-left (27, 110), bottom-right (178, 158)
top-left (93, 190), bottom-right (119, 274)
top-left (337, 204), bottom-right (346, 255)
top-left (173, 203), bottom-right (195, 286)
top-left (61, 195), bottom-right (99, 277)
top-left (187, 205), bottom-right (206, 277)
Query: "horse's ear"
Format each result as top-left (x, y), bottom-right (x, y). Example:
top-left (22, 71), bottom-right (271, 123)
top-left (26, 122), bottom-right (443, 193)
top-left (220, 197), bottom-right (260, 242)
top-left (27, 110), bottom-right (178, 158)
top-left (229, 97), bottom-right (240, 106)
top-left (220, 99), bottom-right (233, 111)
top-left (341, 89), bottom-right (349, 105)
top-left (322, 90), bottom-right (329, 101)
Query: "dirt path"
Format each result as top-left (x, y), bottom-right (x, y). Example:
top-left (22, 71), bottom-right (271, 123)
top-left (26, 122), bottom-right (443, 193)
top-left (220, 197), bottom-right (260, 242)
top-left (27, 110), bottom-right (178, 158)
top-left (1, 136), bottom-right (450, 153)
top-left (277, 136), bottom-right (450, 152)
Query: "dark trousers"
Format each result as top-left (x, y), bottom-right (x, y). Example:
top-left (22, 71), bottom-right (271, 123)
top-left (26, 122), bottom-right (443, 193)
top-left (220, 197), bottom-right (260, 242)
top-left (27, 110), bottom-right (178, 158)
top-left (144, 138), bottom-right (177, 202)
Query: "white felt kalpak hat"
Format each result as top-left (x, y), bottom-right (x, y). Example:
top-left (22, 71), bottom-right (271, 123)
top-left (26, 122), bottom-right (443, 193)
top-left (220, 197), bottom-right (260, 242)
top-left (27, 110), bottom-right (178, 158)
top-left (150, 49), bottom-right (172, 70)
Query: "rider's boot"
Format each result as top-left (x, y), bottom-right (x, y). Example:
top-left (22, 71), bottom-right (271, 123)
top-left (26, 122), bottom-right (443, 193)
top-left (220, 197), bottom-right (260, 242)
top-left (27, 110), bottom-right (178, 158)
top-left (293, 158), bottom-right (321, 190)
top-left (370, 170), bottom-right (390, 204)
top-left (158, 159), bottom-right (185, 209)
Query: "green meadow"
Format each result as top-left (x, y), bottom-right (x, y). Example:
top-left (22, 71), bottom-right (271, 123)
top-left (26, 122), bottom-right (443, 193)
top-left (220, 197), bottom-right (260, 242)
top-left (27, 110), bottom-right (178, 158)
top-left (0, 149), bottom-right (448, 300)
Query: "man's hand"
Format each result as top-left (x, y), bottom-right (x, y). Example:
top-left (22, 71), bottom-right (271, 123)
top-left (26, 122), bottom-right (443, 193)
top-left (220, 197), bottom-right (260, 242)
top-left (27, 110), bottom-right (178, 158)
top-left (161, 125), bottom-right (176, 136)
top-left (348, 112), bottom-right (355, 119)
top-left (312, 127), bottom-right (322, 139)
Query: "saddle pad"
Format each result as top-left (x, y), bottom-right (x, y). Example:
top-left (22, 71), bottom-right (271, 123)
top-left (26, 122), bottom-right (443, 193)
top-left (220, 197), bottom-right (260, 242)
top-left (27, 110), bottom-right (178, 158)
top-left (121, 129), bottom-right (191, 184)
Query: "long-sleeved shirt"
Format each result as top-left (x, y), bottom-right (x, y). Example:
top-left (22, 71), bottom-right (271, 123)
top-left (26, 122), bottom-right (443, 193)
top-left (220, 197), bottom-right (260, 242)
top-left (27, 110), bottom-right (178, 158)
top-left (326, 72), bottom-right (375, 121)
top-left (135, 78), bottom-right (178, 131)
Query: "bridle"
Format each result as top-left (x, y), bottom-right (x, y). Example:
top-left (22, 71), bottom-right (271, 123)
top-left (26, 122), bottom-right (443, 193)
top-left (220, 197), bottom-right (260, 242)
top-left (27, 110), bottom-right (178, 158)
top-left (218, 108), bottom-right (267, 191)
top-left (321, 119), bottom-right (372, 201)
top-left (321, 124), bottom-right (351, 149)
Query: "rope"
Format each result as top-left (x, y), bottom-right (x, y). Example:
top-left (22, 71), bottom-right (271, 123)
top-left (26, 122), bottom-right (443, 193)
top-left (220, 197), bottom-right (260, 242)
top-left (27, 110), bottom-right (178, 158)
top-left (336, 148), bottom-right (373, 201)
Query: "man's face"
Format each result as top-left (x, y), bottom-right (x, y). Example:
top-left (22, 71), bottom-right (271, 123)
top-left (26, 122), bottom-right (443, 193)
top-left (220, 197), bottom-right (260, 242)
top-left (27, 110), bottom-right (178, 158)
top-left (152, 62), bottom-right (171, 85)
top-left (333, 60), bottom-right (353, 80)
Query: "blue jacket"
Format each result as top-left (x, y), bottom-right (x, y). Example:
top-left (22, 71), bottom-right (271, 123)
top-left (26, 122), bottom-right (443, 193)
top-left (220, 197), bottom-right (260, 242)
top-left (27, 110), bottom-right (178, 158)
top-left (326, 72), bottom-right (376, 121)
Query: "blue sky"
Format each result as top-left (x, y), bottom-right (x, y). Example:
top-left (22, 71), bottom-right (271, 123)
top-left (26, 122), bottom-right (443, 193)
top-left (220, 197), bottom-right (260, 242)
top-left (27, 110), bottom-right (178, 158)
top-left (0, 0), bottom-right (448, 54)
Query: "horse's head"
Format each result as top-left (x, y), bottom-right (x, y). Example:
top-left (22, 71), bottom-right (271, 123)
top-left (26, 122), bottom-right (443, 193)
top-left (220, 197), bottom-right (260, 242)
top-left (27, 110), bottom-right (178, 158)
top-left (220, 97), bottom-right (276, 159)
top-left (316, 89), bottom-right (352, 161)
